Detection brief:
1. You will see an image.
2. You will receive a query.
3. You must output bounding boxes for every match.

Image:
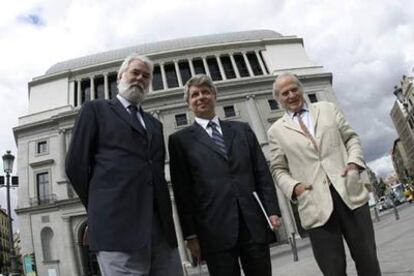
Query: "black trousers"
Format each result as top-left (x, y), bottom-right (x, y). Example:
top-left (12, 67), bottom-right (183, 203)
top-left (203, 209), bottom-right (271, 276)
top-left (308, 185), bottom-right (381, 276)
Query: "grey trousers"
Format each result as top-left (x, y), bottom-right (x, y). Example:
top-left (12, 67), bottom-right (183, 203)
top-left (96, 212), bottom-right (184, 276)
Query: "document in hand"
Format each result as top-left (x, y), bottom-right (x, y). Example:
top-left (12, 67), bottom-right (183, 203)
top-left (253, 191), bottom-right (274, 230)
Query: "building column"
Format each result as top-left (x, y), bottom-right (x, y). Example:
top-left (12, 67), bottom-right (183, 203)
top-left (202, 56), bottom-right (211, 76)
top-left (160, 63), bottom-right (167, 89)
top-left (188, 59), bottom-right (195, 76)
top-left (243, 52), bottom-right (254, 77)
top-left (216, 55), bottom-right (226, 80)
top-left (255, 50), bottom-right (267, 74)
top-left (90, 77), bottom-right (95, 100)
top-left (103, 73), bottom-right (109, 99)
top-left (62, 217), bottom-right (80, 275)
top-left (77, 80), bottom-right (82, 106)
top-left (230, 54), bottom-right (241, 78)
top-left (245, 95), bottom-right (267, 144)
top-left (174, 61), bottom-right (183, 87)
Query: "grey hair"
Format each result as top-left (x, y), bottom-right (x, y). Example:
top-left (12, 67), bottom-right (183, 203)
top-left (117, 53), bottom-right (154, 80)
top-left (183, 74), bottom-right (217, 102)
top-left (272, 72), bottom-right (304, 98)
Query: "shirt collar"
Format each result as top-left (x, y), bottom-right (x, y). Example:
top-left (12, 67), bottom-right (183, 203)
top-left (287, 103), bottom-right (309, 119)
top-left (117, 94), bottom-right (142, 111)
top-left (195, 115), bottom-right (220, 130)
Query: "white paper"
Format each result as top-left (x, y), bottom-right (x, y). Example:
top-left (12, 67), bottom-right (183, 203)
top-left (253, 191), bottom-right (273, 230)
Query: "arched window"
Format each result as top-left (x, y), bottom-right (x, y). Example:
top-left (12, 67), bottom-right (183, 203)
top-left (41, 227), bottom-right (54, 261)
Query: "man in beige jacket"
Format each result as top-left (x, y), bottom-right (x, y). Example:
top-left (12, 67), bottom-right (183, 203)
top-left (267, 73), bottom-right (381, 275)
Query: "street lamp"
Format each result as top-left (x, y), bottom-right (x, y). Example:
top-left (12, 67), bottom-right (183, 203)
top-left (1, 150), bottom-right (17, 275)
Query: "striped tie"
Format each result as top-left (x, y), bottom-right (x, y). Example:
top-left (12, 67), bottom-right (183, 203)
top-left (294, 110), bottom-right (318, 151)
top-left (208, 121), bottom-right (228, 158)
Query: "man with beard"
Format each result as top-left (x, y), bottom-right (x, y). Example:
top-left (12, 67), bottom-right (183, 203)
top-left (66, 54), bottom-right (183, 276)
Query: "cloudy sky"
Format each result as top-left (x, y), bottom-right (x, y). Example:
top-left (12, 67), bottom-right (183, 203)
top-left (1, 0), bottom-right (413, 215)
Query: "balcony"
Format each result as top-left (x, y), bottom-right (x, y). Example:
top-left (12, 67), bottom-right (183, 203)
top-left (29, 194), bottom-right (58, 207)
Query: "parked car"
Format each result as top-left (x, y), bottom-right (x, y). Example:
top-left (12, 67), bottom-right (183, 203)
top-left (378, 196), bottom-right (394, 211)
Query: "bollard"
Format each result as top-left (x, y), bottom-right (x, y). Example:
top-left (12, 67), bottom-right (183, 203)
top-left (392, 203), bottom-right (400, 220)
top-left (374, 206), bottom-right (380, 222)
top-left (289, 232), bottom-right (299, 262)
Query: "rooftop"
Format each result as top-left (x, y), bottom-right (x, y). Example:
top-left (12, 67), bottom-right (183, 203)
top-left (45, 29), bottom-right (282, 75)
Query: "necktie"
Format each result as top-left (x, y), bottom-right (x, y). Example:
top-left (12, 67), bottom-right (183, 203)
top-left (207, 121), bottom-right (228, 158)
top-left (295, 110), bottom-right (318, 151)
top-left (127, 105), bottom-right (146, 134)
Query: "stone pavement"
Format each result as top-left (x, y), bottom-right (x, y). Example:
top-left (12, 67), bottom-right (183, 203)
top-left (187, 202), bottom-right (414, 275)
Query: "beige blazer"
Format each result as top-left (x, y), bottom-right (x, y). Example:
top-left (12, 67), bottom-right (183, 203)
top-left (267, 101), bottom-right (369, 229)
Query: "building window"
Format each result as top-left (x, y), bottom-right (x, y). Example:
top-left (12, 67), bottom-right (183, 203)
top-left (246, 52), bottom-right (263, 76)
top-left (178, 61), bottom-right (192, 85)
top-left (223, 105), bottom-right (237, 118)
top-left (37, 172), bottom-right (49, 204)
top-left (73, 82), bottom-right (78, 107)
top-left (192, 58), bottom-right (206, 75)
top-left (95, 76), bottom-right (105, 99)
top-left (233, 53), bottom-right (249, 77)
top-left (165, 63), bottom-right (179, 88)
top-left (108, 73), bottom-right (117, 99)
top-left (175, 113), bottom-right (188, 127)
top-left (36, 141), bottom-right (48, 155)
top-left (308, 93), bottom-right (318, 103)
top-left (220, 55), bottom-right (236, 79)
top-left (41, 227), bottom-right (54, 261)
top-left (81, 79), bottom-right (91, 103)
top-left (258, 51), bottom-right (269, 74)
top-left (206, 57), bottom-right (222, 81)
top-left (268, 99), bottom-right (279, 111)
top-left (152, 65), bottom-right (164, 91)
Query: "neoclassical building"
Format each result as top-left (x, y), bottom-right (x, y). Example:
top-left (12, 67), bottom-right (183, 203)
top-left (14, 30), bottom-right (337, 275)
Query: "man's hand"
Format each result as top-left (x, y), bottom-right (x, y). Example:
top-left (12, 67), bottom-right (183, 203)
top-left (269, 215), bottom-right (282, 230)
top-left (341, 163), bottom-right (359, 177)
top-left (293, 183), bottom-right (312, 198)
top-left (186, 238), bottom-right (202, 263)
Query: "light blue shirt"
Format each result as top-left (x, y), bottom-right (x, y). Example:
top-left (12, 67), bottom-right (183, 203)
top-left (117, 94), bottom-right (146, 128)
top-left (287, 105), bottom-right (315, 138)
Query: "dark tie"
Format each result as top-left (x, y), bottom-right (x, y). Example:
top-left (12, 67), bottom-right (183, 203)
top-left (207, 121), bottom-right (228, 158)
top-left (294, 110), bottom-right (318, 151)
top-left (127, 105), bottom-right (146, 134)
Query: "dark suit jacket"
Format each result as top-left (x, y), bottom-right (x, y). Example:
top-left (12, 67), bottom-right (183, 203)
top-left (65, 98), bottom-right (178, 251)
top-left (168, 120), bottom-right (280, 254)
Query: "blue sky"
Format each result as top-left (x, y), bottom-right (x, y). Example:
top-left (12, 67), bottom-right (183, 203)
top-left (1, 0), bottom-right (413, 220)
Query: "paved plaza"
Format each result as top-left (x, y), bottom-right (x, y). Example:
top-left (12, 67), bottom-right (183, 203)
top-left (188, 202), bottom-right (414, 275)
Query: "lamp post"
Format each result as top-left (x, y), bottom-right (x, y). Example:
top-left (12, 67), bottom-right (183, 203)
top-left (2, 150), bottom-right (17, 275)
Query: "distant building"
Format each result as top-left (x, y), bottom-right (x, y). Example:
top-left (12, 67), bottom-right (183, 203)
top-left (14, 30), bottom-right (337, 275)
top-left (392, 138), bottom-right (412, 184)
top-left (0, 207), bottom-right (11, 274)
top-left (390, 75), bottom-right (414, 179)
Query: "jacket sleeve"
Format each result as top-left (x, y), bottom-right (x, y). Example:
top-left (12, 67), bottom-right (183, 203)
top-left (333, 104), bottom-right (365, 169)
top-left (65, 102), bottom-right (98, 208)
top-left (267, 128), bottom-right (301, 202)
top-left (245, 123), bottom-right (281, 216)
top-left (168, 134), bottom-right (197, 239)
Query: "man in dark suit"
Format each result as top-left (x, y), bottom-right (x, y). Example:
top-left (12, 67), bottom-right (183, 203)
top-left (168, 74), bottom-right (282, 276)
top-left (65, 54), bottom-right (183, 276)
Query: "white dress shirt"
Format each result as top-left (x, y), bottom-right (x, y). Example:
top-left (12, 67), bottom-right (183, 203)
top-left (287, 105), bottom-right (315, 138)
top-left (194, 115), bottom-right (223, 136)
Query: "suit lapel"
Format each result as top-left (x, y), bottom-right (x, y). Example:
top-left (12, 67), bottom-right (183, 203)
top-left (282, 113), bottom-right (302, 134)
top-left (190, 122), bottom-right (227, 160)
top-left (309, 104), bottom-right (320, 137)
top-left (220, 120), bottom-right (236, 155)
top-left (142, 111), bottom-right (153, 147)
top-left (108, 98), bottom-right (147, 137)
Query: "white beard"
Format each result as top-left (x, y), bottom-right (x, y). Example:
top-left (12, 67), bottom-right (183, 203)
top-left (117, 80), bottom-right (148, 105)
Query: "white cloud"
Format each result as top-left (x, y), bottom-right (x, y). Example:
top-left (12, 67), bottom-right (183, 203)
top-left (368, 154), bottom-right (395, 178)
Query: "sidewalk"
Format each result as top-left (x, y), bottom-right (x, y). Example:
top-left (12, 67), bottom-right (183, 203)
top-left (187, 202), bottom-right (414, 275)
